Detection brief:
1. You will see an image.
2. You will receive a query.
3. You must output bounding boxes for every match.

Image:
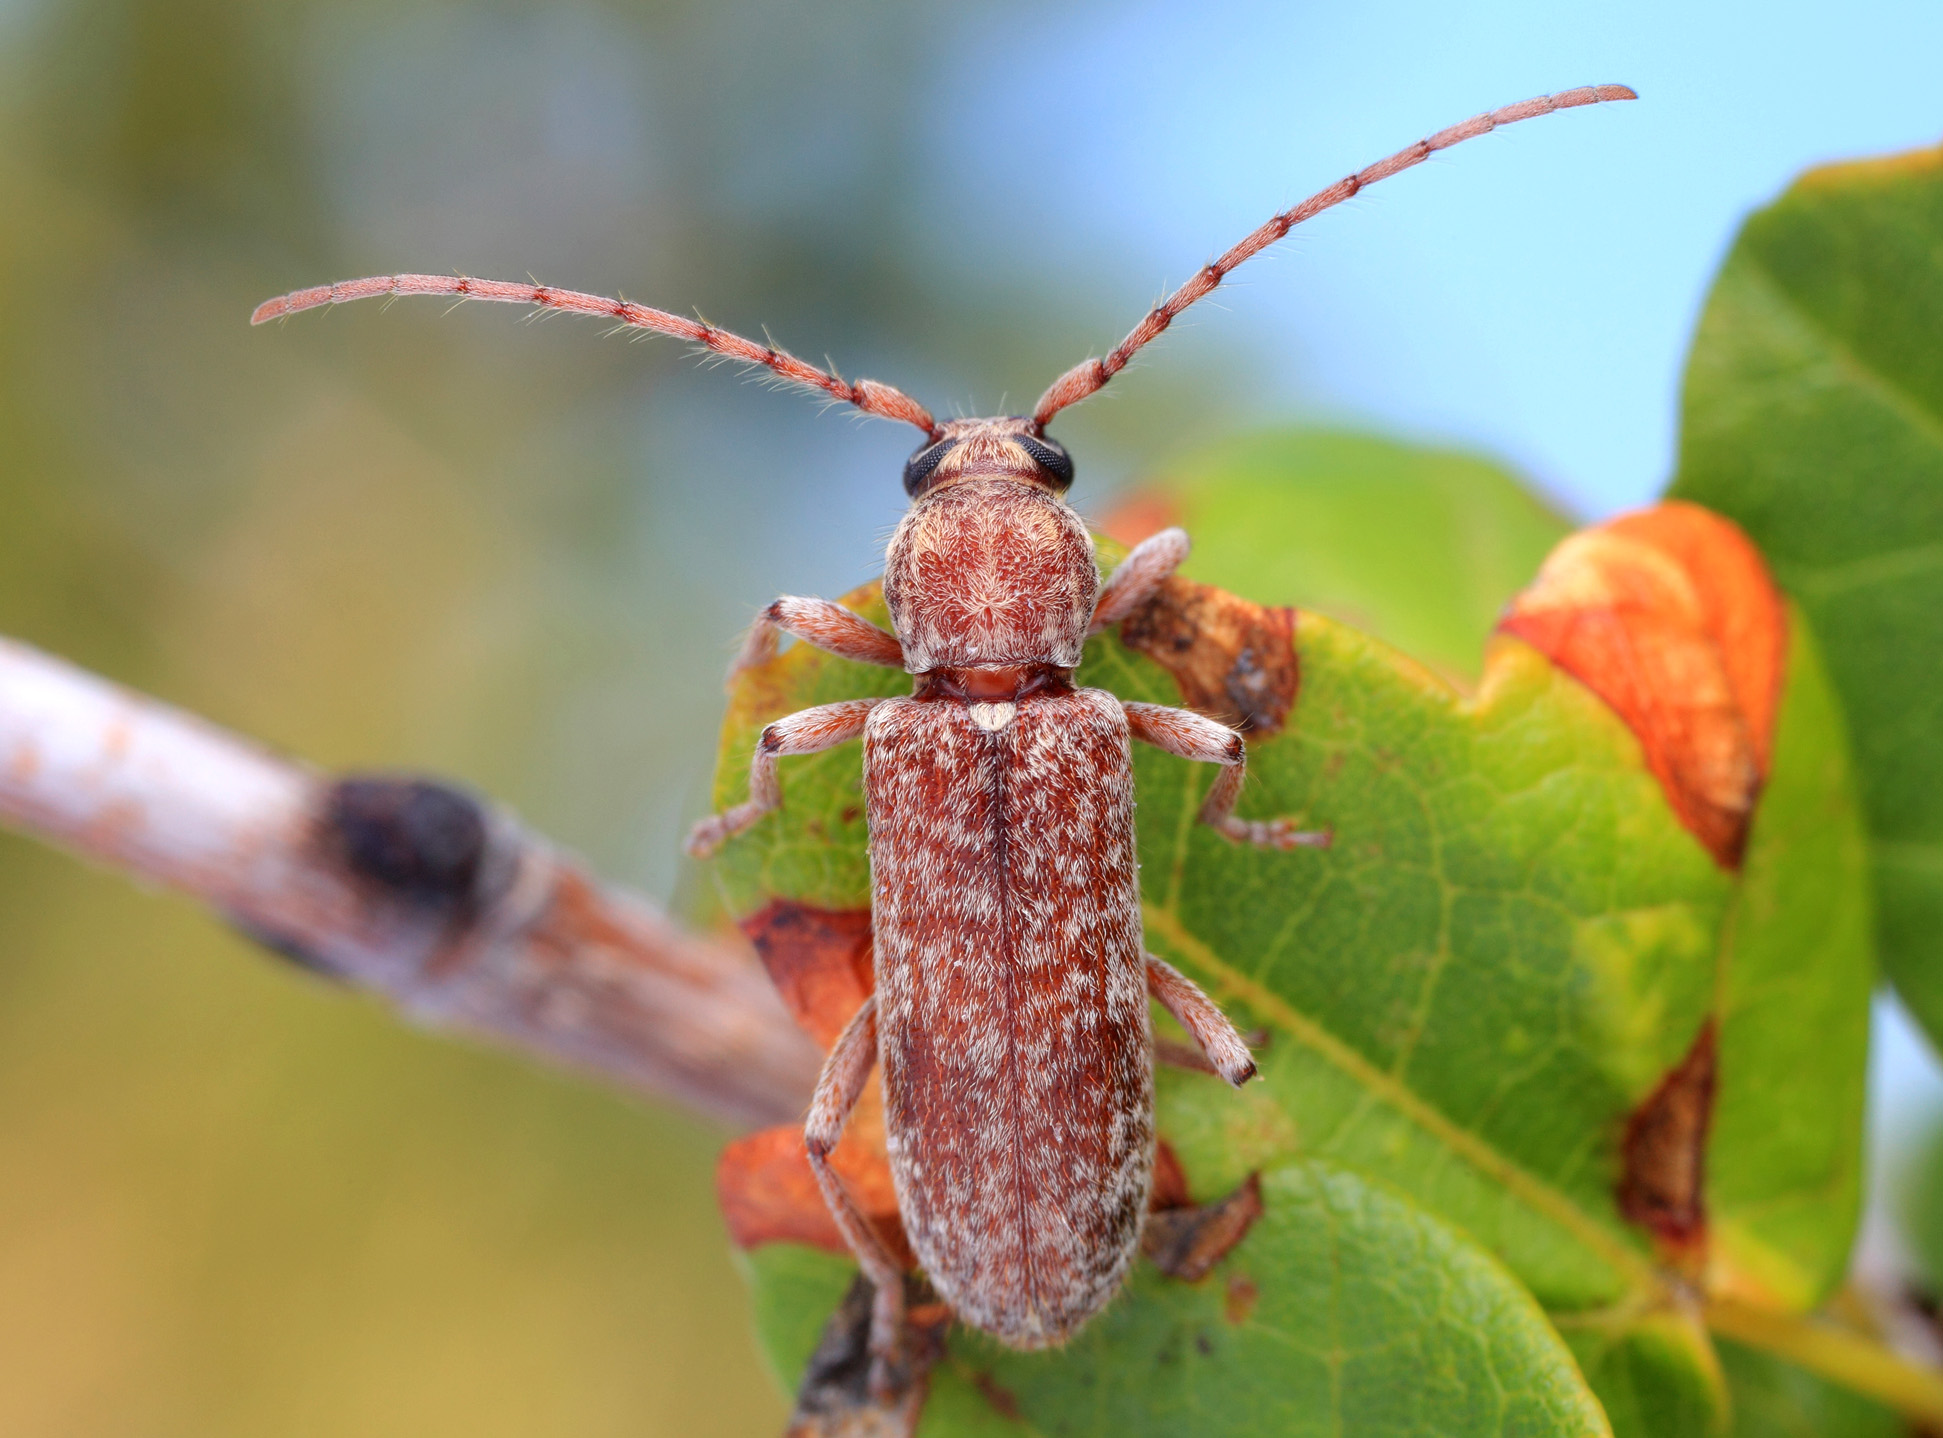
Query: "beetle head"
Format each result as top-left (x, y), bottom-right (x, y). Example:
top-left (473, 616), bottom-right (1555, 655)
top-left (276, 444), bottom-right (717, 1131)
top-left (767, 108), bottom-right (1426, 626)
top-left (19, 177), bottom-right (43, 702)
top-left (902, 417), bottom-right (1073, 501)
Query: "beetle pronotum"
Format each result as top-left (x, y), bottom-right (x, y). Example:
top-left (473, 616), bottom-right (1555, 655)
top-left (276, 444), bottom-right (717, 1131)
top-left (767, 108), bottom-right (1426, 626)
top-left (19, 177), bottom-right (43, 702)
top-left (254, 83), bottom-right (1635, 1401)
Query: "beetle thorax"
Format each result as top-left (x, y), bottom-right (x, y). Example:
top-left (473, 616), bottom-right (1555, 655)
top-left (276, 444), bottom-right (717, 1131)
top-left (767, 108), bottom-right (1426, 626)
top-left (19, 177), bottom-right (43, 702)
top-left (883, 477), bottom-right (1097, 673)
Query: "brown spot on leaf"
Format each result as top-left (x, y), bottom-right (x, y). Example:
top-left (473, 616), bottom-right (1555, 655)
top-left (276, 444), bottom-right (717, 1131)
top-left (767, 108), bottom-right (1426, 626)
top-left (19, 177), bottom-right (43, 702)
top-left (785, 1273), bottom-right (947, 1438)
top-left (716, 1116), bottom-right (909, 1266)
top-left (1144, 1171), bottom-right (1265, 1282)
top-left (1499, 502), bottom-right (1786, 868)
top-left (740, 900), bottom-right (875, 1048)
top-left (1120, 578), bottom-right (1300, 735)
top-left (1149, 1139), bottom-right (1193, 1212)
top-left (1617, 1020), bottom-right (1717, 1268)
top-left (1224, 1275), bottom-right (1259, 1325)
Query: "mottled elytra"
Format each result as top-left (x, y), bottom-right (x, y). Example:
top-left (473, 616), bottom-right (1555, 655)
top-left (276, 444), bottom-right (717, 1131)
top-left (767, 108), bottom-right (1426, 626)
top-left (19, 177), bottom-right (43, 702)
top-left (253, 83), bottom-right (1635, 1412)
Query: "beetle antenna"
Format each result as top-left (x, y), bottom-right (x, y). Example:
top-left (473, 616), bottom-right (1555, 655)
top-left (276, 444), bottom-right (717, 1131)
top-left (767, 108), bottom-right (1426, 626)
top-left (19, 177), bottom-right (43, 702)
top-left (1031, 84), bottom-right (1637, 428)
top-left (251, 274), bottom-right (938, 436)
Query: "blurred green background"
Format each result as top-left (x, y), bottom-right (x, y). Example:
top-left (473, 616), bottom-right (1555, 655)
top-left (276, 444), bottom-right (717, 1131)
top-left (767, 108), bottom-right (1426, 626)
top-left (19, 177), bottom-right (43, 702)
top-left (5, 0), bottom-right (1943, 1433)
top-left (0, 1), bottom-right (1242, 1433)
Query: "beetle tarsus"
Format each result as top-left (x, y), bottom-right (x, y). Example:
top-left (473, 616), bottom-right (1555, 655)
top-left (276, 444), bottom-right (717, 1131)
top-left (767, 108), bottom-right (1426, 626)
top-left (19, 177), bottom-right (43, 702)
top-left (685, 699), bottom-right (881, 859)
top-left (1209, 814), bottom-right (1332, 851)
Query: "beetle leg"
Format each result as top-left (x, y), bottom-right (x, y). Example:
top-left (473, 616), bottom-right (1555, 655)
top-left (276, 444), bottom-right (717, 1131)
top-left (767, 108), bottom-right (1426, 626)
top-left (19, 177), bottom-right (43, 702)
top-left (785, 1272), bottom-right (948, 1437)
top-left (1123, 700), bottom-right (1330, 850)
top-left (1090, 526), bottom-right (1190, 634)
top-left (683, 698), bottom-right (880, 858)
top-left (728, 596), bottom-right (905, 682)
top-left (1145, 953), bottom-right (1257, 1087)
top-left (803, 995), bottom-right (911, 1399)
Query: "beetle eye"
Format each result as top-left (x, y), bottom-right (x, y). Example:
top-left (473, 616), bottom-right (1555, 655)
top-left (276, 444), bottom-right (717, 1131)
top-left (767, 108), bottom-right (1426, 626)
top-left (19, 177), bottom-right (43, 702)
top-left (1017, 434), bottom-right (1076, 491)
top-left (902, 438), bottom-right (954, 496)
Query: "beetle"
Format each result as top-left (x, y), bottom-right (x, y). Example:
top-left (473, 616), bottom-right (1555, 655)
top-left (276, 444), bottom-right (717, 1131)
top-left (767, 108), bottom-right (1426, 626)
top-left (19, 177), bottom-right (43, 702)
top-left (253, 83), bottom-right (1635, 1398)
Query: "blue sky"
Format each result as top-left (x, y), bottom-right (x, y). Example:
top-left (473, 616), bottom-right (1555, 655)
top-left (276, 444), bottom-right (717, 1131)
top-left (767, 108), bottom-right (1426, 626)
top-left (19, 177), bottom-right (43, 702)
top-left (919, 0), bottom-right (1943, 519)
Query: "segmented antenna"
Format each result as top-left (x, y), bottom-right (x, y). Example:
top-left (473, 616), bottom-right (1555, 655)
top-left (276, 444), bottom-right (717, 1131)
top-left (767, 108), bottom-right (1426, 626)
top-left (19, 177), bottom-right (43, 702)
top-left (250, 275), bottom-right (938, 436)
top-left (1032, 84), bottom-right (1638, 428)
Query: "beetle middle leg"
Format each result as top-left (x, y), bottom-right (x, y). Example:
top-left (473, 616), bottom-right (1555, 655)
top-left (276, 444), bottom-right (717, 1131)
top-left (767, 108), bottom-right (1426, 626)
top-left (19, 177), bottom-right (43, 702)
top-left (1123, 701), bottom-right (1330, 850)
top-left (804, 995), bottom-right (912, 1399)
top-left (729, 596), bottom-right (906, 680)
top-left (683, 698), bottom-right (880, 858)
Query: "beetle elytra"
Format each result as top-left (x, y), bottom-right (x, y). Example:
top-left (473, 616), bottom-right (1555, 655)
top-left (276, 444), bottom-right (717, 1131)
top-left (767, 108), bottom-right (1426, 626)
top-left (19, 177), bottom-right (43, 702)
top-left (253, 82), bottom-right (1636, 1404)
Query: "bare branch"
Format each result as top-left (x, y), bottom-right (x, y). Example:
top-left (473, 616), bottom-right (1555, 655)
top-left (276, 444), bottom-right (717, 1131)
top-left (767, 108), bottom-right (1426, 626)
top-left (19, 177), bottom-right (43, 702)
top-left (0, 636), bottom-right (821, 1127)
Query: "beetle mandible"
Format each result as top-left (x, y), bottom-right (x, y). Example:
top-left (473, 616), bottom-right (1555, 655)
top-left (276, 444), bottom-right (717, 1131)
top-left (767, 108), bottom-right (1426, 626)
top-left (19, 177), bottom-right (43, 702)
top-left (253, 83), bottom-right (1636, 1393)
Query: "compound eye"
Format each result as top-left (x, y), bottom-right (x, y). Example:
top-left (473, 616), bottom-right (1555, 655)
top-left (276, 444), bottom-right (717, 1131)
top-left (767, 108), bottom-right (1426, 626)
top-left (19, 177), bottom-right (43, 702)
top-left (1017, 434), bottom-right (1075, 490)
top-left (902, 437), bottom-right (954, 496)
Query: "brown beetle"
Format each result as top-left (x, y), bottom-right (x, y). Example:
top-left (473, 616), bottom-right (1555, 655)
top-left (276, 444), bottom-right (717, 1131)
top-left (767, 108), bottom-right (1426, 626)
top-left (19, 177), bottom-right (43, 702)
top-left (253, 83), bottom-right (1635, 1397)
top-left (687, 412), bottom-right (1313, 1381)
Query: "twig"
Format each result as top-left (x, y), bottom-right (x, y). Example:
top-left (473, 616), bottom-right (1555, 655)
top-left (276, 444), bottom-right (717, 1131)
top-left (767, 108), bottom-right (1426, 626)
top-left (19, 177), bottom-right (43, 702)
top-left (0, 636), bottom-right (820, 1127)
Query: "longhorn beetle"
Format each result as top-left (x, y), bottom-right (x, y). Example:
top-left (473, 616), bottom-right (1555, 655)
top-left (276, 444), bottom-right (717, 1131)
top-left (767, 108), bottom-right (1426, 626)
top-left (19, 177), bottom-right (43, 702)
top-left (254, 84), bottom-right (1636, 1398)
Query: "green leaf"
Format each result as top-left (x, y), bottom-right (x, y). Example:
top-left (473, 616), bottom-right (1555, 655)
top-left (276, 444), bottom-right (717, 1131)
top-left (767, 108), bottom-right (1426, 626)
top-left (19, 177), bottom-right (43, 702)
top-left (1556, 1309), bottom-right (1727, 1438)
top-left (747, 1161), bottom-right (1613, 1437)
top-left (1706, 614), bottom-right (1871, 1306)
top-left (1140, 429), bottom-right (1571, 682)
top-left (705, 429), bottom-right (1873, 1435)
top-left (1715, 1336), bottom-right (1903, 1438)
top-left (1668, 143), bottom-right (1943, 1045)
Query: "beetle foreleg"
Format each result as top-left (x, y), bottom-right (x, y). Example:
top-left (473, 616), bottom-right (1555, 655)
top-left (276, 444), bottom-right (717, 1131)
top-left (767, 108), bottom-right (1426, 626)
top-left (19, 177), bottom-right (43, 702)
top-left (1145, 953), bottom-right (1257, 1087)
top-left (683, 698), bottom-right (880, 858)
top-left (1090, 526), bottom-right (1190, 634)
top-left (804, 995), bottom-right (910, 1399)
top-left (1123, 700), bottom-right (1330, 850)
top-left (728, 596), bottom-right (906, 683)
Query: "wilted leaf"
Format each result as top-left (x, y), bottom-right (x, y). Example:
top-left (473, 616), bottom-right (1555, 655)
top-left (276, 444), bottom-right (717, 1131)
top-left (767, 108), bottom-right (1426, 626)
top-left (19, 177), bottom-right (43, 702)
top-left (1669, 142), bottom-right (1943, 1045)
top-left (747, 1161), bottom-right (1613, 1438)
top-left (702, 432), bottom-right (1872, 1436)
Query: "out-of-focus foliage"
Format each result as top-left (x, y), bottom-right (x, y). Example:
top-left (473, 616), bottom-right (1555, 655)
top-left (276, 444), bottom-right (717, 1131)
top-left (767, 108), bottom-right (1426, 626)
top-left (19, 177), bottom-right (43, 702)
top-left (0, 0), bottom-right (1251, 1433)
top-left (1139, 429), bottom-right (1572, 681)
top-left (1670, 144), bottom-right (1943, 1050)
top-left (1716, 1338), bottom-right (1903, 1438)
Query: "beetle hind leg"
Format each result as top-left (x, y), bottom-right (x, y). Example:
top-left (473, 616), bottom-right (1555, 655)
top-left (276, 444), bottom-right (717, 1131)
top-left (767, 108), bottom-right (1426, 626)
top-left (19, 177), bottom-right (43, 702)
top-left (1145, 953), bottom-right (1257, 1087)
top-left (803, 996), bottom-right (913, 1401)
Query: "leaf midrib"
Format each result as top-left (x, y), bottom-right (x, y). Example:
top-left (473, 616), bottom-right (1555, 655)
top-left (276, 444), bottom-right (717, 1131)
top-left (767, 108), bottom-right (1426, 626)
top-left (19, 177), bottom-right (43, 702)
top-left (1141, 901), bottom-right (1660, 1295)
top-left (1793, 541), bottom-right (1943, 598)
